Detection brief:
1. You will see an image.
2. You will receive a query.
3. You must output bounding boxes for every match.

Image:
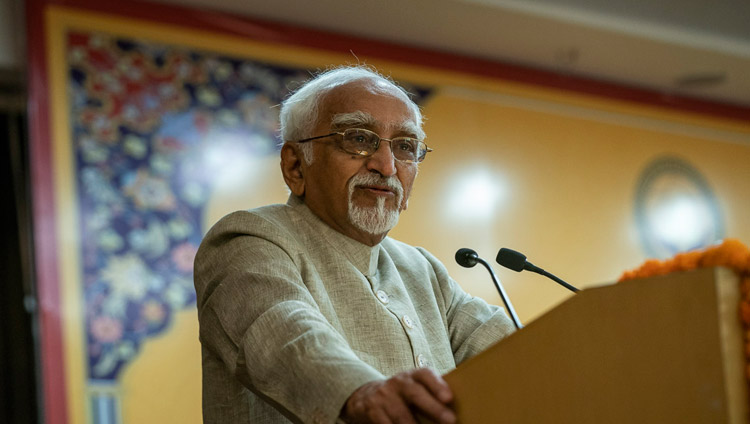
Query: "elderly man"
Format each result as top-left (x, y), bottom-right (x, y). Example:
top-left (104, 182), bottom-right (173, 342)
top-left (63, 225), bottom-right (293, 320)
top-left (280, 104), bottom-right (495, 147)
top-left (194, 66), bottom-right (515, 424)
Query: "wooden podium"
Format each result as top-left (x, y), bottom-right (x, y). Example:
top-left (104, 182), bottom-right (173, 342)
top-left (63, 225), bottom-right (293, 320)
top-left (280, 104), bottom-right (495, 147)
top-left (442, 267), bottom-right (748, 423)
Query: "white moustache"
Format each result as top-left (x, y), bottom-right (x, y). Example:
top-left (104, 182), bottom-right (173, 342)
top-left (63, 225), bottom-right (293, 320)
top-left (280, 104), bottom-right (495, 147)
top-left (348, 173), bottom-right (404, 200)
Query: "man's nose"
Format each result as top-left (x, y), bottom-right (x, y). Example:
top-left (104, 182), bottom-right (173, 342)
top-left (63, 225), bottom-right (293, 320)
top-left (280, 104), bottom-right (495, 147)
top-left (366, 140), bottom-right (397, 176)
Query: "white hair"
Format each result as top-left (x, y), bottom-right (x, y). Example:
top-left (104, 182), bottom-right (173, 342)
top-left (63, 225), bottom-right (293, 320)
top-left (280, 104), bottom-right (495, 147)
top-left (280, 65), bottom-right (424, 163)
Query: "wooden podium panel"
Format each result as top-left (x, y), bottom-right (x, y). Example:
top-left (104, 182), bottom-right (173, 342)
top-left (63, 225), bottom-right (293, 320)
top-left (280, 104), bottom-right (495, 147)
top-left (442, 267), bottom-right (748, 423)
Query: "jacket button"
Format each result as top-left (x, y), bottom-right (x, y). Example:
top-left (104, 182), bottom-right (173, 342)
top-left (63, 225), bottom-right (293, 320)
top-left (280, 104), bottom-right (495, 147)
top-left (376, 290), bottom-right (389, 304)
top-left (402, 314), bottom-right (414, 329)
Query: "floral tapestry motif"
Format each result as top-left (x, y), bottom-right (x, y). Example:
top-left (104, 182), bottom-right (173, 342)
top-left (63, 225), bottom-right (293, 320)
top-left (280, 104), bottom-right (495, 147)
top-left (68, 31), bottom-right (312, 380)
top-left (68, 31), bottom-right (433, 380)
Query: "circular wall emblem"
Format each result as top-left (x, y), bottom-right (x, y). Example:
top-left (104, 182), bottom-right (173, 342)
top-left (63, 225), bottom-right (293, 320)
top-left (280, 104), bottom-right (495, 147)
top-left (635, 156), bottom-right (724, 258)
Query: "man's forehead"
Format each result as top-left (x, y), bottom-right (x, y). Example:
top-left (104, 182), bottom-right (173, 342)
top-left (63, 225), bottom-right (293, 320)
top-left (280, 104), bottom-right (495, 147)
top-left (317, 79), bottom-right (424, 138)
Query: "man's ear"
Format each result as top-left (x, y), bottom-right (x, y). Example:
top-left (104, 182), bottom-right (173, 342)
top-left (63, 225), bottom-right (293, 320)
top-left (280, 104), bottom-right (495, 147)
top-left (280, 143), bottom-right (306, 196)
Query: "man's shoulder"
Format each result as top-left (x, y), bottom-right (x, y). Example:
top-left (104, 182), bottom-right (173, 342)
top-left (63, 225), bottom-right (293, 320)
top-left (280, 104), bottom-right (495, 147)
top-left (228, 203), bottom-right (291, 223)
top-left (203, 203), bottom-right (299, 242)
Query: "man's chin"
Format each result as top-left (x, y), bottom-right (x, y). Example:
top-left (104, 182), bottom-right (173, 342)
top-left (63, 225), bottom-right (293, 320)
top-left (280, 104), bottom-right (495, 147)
top-left (348, 205), bottom-right (400, 236)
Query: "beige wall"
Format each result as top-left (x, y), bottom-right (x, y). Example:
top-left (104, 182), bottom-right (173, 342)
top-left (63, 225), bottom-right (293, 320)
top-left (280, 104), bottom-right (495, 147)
top-left (395, 82), bottom-right (750, 322)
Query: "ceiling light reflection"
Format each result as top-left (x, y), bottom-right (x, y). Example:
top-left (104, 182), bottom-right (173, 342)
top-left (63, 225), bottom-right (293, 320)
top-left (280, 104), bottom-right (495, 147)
top-left (446, 169), bottom-right (505, 221)
top-left (201, 133), bottom-right (261, 187)
top-left (649, 194), bottom-right (712, 251)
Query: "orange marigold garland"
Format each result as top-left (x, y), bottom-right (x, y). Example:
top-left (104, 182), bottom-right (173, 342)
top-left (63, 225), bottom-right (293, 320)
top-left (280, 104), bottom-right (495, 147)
top-left (618, 238), bottom-right (750, 400)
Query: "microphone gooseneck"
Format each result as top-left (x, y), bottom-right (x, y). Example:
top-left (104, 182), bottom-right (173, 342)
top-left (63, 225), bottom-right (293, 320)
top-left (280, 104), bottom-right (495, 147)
top-left (496, 248), bottom-right (580, 293)
top-left (456, 248), bottom-right (523, 330)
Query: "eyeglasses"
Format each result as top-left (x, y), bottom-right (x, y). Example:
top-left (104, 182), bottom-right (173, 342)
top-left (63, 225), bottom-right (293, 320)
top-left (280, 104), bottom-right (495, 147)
top-left (295, 128), bottom-right (432, 163)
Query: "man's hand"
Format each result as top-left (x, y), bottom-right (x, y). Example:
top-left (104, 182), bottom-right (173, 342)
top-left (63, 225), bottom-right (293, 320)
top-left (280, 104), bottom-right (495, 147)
top-left (341, 368), bottom-right (456, 424)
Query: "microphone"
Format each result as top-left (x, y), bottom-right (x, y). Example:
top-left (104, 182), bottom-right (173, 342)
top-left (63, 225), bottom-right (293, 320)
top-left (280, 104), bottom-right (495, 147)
top-left (455, 247), bottom-right (479, 268)
top-left (496, 248), bottom-right (579, 293)
top-left (456, 248), bottom-right (523, 330)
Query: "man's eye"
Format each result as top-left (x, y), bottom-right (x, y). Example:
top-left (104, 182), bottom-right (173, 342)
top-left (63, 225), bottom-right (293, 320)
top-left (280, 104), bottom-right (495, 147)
top-left (395, 140), bottom-right (417, 152)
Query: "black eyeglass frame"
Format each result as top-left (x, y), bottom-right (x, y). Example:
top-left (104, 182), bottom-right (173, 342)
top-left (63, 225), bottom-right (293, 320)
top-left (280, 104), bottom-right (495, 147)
top-left (294, 128), bottom-right (433, 163)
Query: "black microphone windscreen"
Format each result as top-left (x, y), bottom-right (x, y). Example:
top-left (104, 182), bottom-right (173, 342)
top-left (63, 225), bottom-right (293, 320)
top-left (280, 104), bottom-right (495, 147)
top-left (496, 248), bottom-right (527, 272)
top-left (455, 248), bottom-right (478, 268)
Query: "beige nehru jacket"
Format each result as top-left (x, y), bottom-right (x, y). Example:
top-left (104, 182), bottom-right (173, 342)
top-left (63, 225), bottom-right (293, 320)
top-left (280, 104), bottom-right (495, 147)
top-left (194, 196), bottom-right (515, 424)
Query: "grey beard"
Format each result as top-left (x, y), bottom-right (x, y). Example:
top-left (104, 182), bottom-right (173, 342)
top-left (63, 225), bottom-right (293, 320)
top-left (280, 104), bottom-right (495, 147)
top-left (347, 174), bottom-right (404, 235)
